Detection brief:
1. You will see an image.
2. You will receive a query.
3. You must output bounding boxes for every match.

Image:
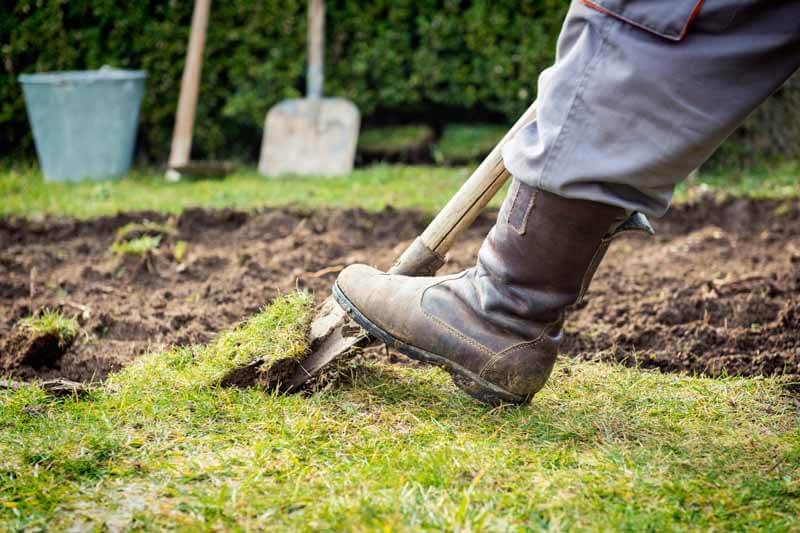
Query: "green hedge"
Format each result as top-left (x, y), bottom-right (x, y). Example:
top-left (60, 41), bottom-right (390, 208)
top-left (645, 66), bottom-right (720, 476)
top-left (4, 2), bottom-right (797, 167)
top-left (1, 0), bottom-right (567, 162)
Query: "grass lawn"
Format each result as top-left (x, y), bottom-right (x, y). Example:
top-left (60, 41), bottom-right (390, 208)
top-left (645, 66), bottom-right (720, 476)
top-left (1, 160), bottom-right (798, 220)
top-left (0, 164), bottom-right (474, 220)
top-left (1, 161), bottom-right (799, 529)
top-left (2, 294), bottom-right (799, 530)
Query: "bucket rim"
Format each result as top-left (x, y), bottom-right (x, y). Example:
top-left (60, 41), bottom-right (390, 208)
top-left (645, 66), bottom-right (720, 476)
top-left (18, 69), bottom-right (147, 85)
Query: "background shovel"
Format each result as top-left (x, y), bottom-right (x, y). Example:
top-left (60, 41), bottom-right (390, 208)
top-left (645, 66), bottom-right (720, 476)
top-left (258, 0), bottom-right (360, 177)
top-left (221, 101), bottom-right (540, 389)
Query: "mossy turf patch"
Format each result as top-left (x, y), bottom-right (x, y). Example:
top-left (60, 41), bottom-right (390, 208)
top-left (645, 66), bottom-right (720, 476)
top-left (110, 235), bottom-right (162, 256)
top-left (17, 310), bottom-right (79, 346)
top-left (112, 292), bottom-right (314, 392)
top-left (111, 220), bottom-right (177, 256)
top-left (115, 220), bottom-right (176, 241)
top-left (433, 123), bottom-right (508, 164)
top-left (8, 310), bottom-right (80, 374)
top-left (1, 293), bottom-right (799, 530)
top-left (357, 125), bottom-right (434, 158)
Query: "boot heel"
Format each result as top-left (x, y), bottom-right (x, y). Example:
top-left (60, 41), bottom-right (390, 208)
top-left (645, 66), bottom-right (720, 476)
top-left (449, 373), bottom-right (531, 407)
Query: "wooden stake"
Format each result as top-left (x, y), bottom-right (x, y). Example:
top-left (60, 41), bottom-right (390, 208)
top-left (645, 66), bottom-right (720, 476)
top-left (167, 0), bottom-right (211, 178)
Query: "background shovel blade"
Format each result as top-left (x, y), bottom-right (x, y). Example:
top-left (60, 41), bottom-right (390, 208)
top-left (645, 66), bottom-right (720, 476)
top-left (258, 98), bottom-right (360, 177)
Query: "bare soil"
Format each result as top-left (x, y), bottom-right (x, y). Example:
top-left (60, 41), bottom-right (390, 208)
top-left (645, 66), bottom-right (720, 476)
top-left (1, 197), bottom-right (798, 382)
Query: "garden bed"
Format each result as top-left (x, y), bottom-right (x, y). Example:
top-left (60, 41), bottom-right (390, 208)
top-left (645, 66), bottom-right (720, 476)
top-left (1, 197), bottom-right (798, 382)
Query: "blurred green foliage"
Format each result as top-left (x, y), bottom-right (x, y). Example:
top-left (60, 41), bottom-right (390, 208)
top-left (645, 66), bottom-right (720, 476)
top-left (1, 0), bottom-right (567, 162)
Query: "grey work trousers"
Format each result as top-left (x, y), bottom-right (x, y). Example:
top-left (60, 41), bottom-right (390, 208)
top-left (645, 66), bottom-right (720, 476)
top-left (501, 0), bottom-right (800, 217)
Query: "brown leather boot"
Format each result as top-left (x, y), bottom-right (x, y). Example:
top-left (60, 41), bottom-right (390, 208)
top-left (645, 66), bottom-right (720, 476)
top-left (333, 179), bottom-right (652, 406)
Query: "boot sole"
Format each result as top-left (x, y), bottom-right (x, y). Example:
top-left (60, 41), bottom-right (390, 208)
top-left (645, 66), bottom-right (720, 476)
top-left (332, 282), bottom-right (528, 406)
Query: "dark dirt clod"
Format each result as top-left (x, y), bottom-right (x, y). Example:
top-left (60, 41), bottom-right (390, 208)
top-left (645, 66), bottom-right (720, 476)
top-left (4, 331), bottom-right (72, 372)
top-left (218, 357), bottom-right (304, 391)
top-left (1, 198), bottom-right (799, 383)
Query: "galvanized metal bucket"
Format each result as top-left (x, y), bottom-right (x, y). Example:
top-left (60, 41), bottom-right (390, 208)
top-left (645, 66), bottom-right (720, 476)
top-left (19, 67), bottom-right (146, 182)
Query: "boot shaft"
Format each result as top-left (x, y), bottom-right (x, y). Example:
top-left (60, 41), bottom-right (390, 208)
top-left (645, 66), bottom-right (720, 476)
top-left (476, 180), bottom-right (626, 325)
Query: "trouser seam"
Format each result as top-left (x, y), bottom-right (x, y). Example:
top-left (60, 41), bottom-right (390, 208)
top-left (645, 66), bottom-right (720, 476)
top-left (505, 180), bottom-right (521, 226)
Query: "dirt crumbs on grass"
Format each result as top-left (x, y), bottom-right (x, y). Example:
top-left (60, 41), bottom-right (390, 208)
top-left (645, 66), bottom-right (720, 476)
top-left (1, 197), bottom-right (798, 382)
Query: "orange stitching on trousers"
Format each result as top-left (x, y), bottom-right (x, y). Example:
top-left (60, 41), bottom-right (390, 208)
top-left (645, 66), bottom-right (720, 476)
top-left (580, 0), bottom-right (705, 41)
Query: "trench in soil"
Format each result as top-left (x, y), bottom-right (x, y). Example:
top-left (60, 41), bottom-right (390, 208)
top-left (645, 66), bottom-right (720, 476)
top-left (1, 197), bottom-right (799, 383)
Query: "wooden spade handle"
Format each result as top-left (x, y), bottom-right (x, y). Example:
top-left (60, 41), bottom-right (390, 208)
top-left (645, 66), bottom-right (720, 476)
top-left (167, 0), bottom-right (211, 170)
top-left (389, 101), bottom-right (538, 276)
top-left (307, 0), bottom-right (325, 99)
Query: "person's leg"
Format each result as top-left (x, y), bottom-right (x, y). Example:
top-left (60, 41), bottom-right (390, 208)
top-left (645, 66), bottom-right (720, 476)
top-left (335, 188), bottom-right (645, 405)
top-left (503, 0), bottom-right (800, 217)
top-left (334, 0), bottom-right (800, 406)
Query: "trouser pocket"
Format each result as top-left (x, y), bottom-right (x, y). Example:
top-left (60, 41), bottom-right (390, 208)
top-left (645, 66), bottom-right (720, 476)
top-left (581, 0), bottom-right (704, 41)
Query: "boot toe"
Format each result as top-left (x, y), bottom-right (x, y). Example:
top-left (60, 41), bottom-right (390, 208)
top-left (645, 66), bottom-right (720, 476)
top-left (336, 264), bottom-right (381, 297)
top-left (335, 263), bottom-right (433, 341)
top-left (334, 264), bottom-right (391, 323)
top-left (336, 264), bottom-right (383, 305)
